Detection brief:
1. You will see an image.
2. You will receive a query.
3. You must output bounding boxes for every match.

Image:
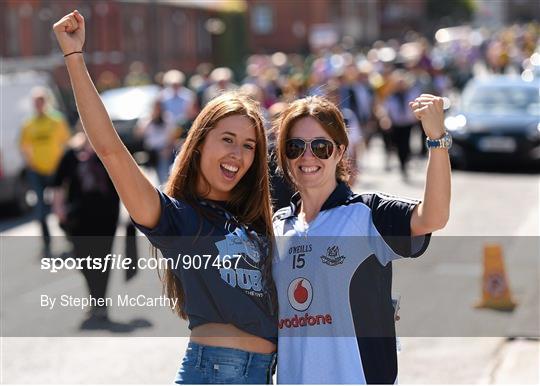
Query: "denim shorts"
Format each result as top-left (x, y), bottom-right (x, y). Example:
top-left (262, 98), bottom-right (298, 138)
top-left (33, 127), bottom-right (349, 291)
top-left (174, 342), bottom-right (277, 384)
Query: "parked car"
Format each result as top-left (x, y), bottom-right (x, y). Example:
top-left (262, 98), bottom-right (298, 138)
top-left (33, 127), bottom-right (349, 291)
top-left (0, 71), bottom-right (66, 213)
top-left (100, 84), bottom-right (161, 157)
top-left (445, 76), bottom-right (540, 168)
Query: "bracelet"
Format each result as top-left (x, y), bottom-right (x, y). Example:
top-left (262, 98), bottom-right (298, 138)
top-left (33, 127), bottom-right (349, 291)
top-left (63, 51), bottom-right (83, 58)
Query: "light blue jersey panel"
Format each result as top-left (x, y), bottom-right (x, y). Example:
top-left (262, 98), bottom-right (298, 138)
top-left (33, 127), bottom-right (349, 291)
top-left (277, 337), bottom-right (366, 384)
top-left (272, 183), bottom-right (430, 384)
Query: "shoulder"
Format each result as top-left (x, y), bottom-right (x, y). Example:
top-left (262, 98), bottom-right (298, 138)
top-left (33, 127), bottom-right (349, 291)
top-left (346, 192), bottom-right (419, 225)
top-left (62, 147), bottom-right (77, 161)
top-left (348, 192), bottom-right (419, 208)
top-left (181, 87), bottom-right (195, 98)
top-left (43, 111), bottom-right (68, 127)
top-left (132, 189), bottom-right (202, 239)
top-left (21, 117), bottom-right (35, 130)
top-left (151, 190), bottom-right (202, 226)
top-left (48, 110), bottom-right (66, 120)
top-left (159, 190), bottom-right (196, 213)
top-left (349, 192), bottom-right (419, 237)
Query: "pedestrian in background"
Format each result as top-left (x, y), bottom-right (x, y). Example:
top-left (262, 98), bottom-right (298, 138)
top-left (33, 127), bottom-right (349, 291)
top-left (124, 60), bottom-right (151, 87)
top-left (160, 69), bottom-right (198, 153)
top-left (340, 62), bottom-right (374, 142)
top-left (203, 67), bottom-right (238, 105)
top-left (267, 101), bottom-right (295, 211)
top-left (51, 130), bottom-right (120, 328)
top-left (161, 69), bottom-right (197, 129)
top-left (327, 82), bottom-right (363, 186)
top-left (19, 87), bottom-right (70, 256)
top-left (188, 62), bottom-right (213, 110)
top-left (135, 99), bottom-right (175, 184)
top-left (384, 71), bottom-right (421, 179)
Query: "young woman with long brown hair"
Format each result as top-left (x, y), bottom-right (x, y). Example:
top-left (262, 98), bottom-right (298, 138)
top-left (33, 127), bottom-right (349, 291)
top-left (54, 10), bottom-right (277, 384)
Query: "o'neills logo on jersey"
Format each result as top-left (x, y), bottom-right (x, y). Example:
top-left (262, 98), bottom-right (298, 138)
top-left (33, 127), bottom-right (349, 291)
top-left (279, 313), bottom-right (333, 329)
top-left (288, 277), bottom-right (313, 311)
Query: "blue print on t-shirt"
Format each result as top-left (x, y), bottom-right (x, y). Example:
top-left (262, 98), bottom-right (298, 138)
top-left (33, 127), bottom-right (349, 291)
top-left (215, 224), bottom-right (266, 295)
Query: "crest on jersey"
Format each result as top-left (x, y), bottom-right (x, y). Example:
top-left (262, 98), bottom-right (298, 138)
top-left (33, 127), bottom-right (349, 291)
top-left (320, 245), bottom-right (346, 266)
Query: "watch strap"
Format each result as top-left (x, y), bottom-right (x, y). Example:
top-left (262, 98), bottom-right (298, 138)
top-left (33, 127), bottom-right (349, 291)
top-left (426, 132), bottom-right (452, 149)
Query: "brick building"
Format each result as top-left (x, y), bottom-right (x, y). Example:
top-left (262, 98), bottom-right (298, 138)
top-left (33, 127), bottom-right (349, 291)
top-left (245, 0), bottom-right (427, 54)
top-left (0, 0), bottom-right (239, 88)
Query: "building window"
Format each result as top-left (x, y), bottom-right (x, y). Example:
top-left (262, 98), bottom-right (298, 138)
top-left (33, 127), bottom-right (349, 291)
top-left (197, 18), bottom-right (212, 57)
top-left (251, 4), bottom-right (273, 35)
top-left (7, 8), bottom-right (20, 56)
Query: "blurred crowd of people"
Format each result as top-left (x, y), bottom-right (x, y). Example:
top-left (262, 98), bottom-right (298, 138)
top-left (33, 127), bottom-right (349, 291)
top-left (97, 22), bottom-right (539, 184)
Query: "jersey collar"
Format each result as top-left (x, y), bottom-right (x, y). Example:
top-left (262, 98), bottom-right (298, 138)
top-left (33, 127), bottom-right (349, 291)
top-left (287, 181), bottom-right (353, 218)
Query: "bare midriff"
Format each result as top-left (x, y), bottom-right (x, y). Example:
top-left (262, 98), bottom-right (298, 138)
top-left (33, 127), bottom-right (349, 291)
top-left (190, 323), bottom-right (276, 354)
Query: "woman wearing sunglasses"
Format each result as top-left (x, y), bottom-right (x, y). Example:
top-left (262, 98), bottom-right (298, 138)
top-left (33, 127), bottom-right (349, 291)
top-left (54, 11), bottom-right (277, 384)
top-left (272, 95), bottom-right (450, 384)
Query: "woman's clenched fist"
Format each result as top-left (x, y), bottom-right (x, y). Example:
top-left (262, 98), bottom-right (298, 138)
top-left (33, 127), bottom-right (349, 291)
top-left (53, 10), bottom-right (85, 56)
top-left (409, 94), bottom-right (446, 139)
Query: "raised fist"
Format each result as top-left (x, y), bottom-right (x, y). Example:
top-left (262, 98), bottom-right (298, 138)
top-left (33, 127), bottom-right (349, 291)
top-left (53, 10), bottom-right (85, 55)
top-left (409, 94), bottom-right (445, 139)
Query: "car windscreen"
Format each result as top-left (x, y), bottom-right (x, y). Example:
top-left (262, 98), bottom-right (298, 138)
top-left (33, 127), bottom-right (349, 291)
top-left (101, 86), bottom-right (159, 121)
top-left (463, 84), bottom-right (540, 116)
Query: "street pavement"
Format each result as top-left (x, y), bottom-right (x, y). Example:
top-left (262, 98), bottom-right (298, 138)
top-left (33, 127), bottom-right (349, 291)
top-left (1, 136), bottom-right (539, 384)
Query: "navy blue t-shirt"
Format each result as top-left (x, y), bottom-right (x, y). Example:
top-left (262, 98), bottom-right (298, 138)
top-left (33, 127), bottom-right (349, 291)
top-left (133, 189), bottom-right (277, 342)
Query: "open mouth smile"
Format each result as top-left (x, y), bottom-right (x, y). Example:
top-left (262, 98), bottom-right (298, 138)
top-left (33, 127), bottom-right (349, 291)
top-left (220, 163), bottom-right (239, 180)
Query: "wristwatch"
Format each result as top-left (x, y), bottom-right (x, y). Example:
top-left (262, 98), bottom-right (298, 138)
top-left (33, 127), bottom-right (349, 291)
top-left (426, 132), bottom-right (452, 150)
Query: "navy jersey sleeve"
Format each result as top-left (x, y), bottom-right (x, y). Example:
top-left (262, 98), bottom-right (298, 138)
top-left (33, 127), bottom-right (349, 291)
top-left (132, 189), bottom-right (199, 249)
top-left (360, 193), bottom-right (430, 264)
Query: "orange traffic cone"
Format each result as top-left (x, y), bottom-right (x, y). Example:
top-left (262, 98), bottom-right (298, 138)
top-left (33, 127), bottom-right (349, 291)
top-left (475, 244), bottom-right (517, 311)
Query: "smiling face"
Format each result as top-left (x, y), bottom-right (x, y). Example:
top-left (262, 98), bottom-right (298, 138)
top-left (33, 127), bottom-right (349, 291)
top-left (277, 97), bottom-right (350, 192)
top-left (287, 116), bottom-right (344, 192)
top-left (197, 114), bottom-right (257, 201)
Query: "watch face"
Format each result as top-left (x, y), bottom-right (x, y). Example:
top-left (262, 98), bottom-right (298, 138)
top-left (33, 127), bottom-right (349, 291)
top-left (443, 133), bottom-right (452, 148)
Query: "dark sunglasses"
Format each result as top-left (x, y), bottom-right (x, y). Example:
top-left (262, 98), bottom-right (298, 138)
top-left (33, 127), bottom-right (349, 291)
top-left (285, 138), bottom-right (336, 160)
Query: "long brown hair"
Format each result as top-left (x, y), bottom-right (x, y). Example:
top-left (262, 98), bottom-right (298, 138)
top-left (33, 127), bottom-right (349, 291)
top-left (275, 96), bottom-right (350, 189)
top-left (159, 91), bottom-right (275, 318)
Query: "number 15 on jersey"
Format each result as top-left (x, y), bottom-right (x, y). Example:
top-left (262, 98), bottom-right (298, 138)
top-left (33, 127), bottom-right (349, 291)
top-left (293, 253), bottom-right (305, 269)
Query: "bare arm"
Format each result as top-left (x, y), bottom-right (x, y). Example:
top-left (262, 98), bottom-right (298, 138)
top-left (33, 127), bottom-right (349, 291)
top-left (53, 10), bottom-right (160, 228)
top-left (409, 95), bottom-right (451, 236)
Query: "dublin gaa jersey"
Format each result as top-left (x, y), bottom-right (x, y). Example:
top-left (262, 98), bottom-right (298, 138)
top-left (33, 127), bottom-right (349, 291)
top-left (272, 183), bottom-right (430, 384)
